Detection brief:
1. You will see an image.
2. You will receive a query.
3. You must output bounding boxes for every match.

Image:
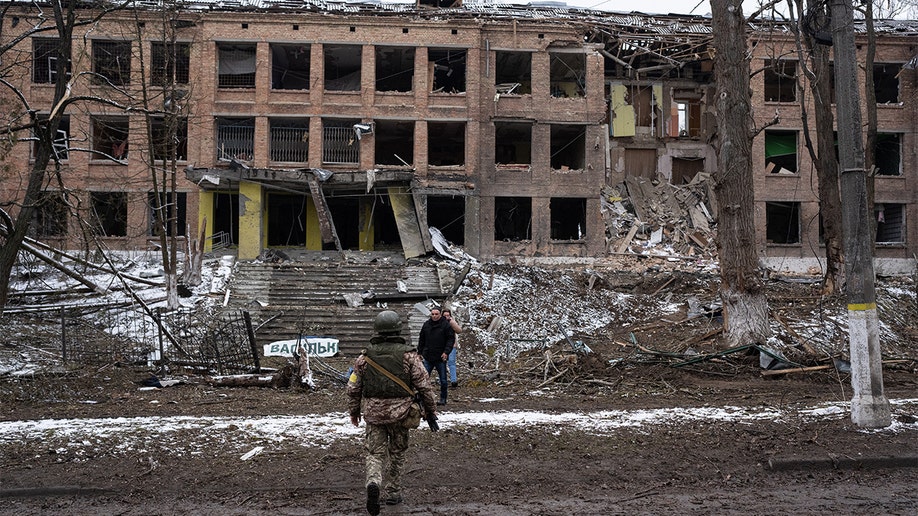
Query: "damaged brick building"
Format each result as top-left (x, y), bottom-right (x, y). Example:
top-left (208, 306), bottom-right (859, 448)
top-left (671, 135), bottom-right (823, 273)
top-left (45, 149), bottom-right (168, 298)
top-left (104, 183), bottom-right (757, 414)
top-left (3, 1), bottom-right (917, 271)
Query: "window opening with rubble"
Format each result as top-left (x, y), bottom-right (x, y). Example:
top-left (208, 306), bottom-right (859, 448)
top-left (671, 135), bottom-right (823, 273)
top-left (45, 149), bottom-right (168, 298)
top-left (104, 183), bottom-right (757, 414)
top-left (374, 120), bottom-right (415, 166)
top-left (322, 118), bottom-right (360, 164)
top-left (428, 48), bottom-right (466, 93)
top-left (215, 117), bottom-right (255, 162)
top-left (495, 122), bottom-right (532, 165)
top-left (494, 197), bottom-right (532, 242)
top-left (672, 157), bottom-right (704, 185)
top-left (324, 44), bottom-right (362, 91)
top-left (550, 198), bottom-right (586, 240)
top-left (427, 195), bottom-right (465, 245)
top-left (764, 59), bottom-right (796, 103)
top-left (30, 192), bottom-right (69, 237)
top-left (151, 116), bottom-right (188, 161)
top-left (218, 44), bottom-right (256, 88)
top-left (92, 40), bottom-right (131, 86)
top-left (495, 51), bottom-right (532, 95)
top-left (91, 116), bottom-right (129, 161)
top-left (267, 192), bottom-right (310, 246)
top-left (376, 46), bottom-right (415, 92)
top-left (148, 191), bottom-right (187, 237)
top-left (428, 121), bottom-right (465, 166)
top-left (90, 192), bottom-right (128, 237)
top-left (873, 133), bottom-right (901, 176)
top-left (32, 38), bottom-right (70, 84)
top-left (873, 63), bottom-right (901, 104)
top-left (670, 88), bottom-right (703, 138)
top-left (32, 115), bottom-right (70, 161)
top-left (550, 124), bottom-right (586, 170)
top-left (765, 201), bottom-right (800, 244)
top-left (270, 118), bottom-right (309, 163)
top-left (271, 43), bottom-right (311, 90)
top-left (212, 192), bottom-right (239, 247)
top-left (875, 203), bottom-right (905, 244)
top-left (765, 130), bottom-right (798, 174)
top-left (151, 42), bottom-right (190, 86)
top-left (549, 51), bottom-right (585, 98)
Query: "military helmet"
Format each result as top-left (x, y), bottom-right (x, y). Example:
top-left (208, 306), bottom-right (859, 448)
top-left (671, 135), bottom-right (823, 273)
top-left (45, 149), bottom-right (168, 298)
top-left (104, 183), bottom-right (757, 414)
top-left (374, 310), bottom-right (403, 334)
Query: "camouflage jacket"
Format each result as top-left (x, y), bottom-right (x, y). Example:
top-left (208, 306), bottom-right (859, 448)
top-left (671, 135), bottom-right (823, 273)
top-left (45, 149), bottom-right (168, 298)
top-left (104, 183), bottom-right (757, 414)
top-left (347, 339), bottom-right (437, 425)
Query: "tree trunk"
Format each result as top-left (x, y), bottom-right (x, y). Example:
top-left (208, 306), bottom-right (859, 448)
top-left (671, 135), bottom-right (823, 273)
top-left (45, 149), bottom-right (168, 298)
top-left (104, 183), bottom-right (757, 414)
top-left (863, 1), bottom-right (878, 242)
top-left (710, 0), bottom-right (771, 348)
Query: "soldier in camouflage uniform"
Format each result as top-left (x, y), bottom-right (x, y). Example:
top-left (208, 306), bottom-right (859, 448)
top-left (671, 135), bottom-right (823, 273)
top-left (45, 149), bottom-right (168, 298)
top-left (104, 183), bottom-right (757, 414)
top-left (347, 310), bottom-right (438, 515)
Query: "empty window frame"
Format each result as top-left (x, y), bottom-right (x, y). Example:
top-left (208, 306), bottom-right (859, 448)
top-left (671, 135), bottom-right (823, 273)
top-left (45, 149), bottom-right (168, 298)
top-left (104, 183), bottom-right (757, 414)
top-left (428, 48), bottom-right (466, 93)
top-left (549, 52), bottom-right (585, 98)
top-left (218, 44), bottom-right (256, 88)
top-left (266, 192), bottom-right (310, 246)
top-left (765, 201), bottom-right (800, 244)
top-left (32, 115), bottom-right (70, 161)
top-left (92, 40), bottom-right (131, 86)
top-left (271, 43), bottom-right (311, 90)
top-left (375, 46), bottom-right (414, 92)
top-left (494, 197), bottom-right (532, 242)
top-left (31, 192), bottom-right (69, 237)
top-left (270, 118), bottom-right (310, 163)
top-left (873, 63), bottom-right (901, 104)
top-left (670, 88), bottom-right (703, 137)
top-left (550, 124), bottom-right (586, 170)
top-left (550, 198), bottom-right (586, 240)
top-left (764, 59), bottom-right (796, 102)
top-left (148, 191), bottom-right (187, 237)
top-left (672, 157), bottom-right (704, 185)
top-left (91, 116), bottom-right (129, 160)
top-left (324, 44), bottom-right (362, 91)
top-left (322, 118), bottom-right (360, 164)
top-left (215, 117), bottom-right (255, 161)
top-left (875, 203), bottom-right (905, 244)
top-left (874, 133), bottom-right (901, 176)
top-left (150, 116), bottom-right (188, 161)
top-left (428, 121), bottom-right (465, 166)
top-left (32, 38), bottom-right (70, 84)
top-left (374, 120), bottom-right (414, 166)
top-left (495, 51), bottom-right (531, 95)
top-left (151, 42), bottom-right (190, 86)
top-left (765, 130), bottom-right (798, 174)
top-left (495, 122), bottom-right (532, 165)
top-left (426, 195), bottom-right (465, 245)
top-left (90, 191), bottom-right (128, 237)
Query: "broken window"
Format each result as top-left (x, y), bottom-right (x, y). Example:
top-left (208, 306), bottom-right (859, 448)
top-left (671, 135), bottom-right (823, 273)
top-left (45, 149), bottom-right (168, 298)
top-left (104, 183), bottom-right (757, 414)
top-left (218, 44), bottom-right (256, 88)
top-left (215, 117), bottom-right (255, 162)
top-left (30, 192), bottom-right (69, 237)
top-left (32, 115), bottom-right (70, 161)
top-left (375, 46), bottom-right (414, 92)
top-left (875, 203), bottom-right (904, 244)
top-left (324, 44), bottom-right (362, 91)
top-left (549, 52), bottom-right (585, 98)
top-left (550, 124), bottom-right (585, 170)
top-left (495, 122), bottom-right (531, 165)
top-left (672, 157), bottom-right (704, 185)
top-left (670, 88), bottom-right (702, 137)
top-left (765, 201), bottom-right (800, 244)
top-left (148, 191), bottom-right (187, 237)
top-left (765, 130), bottom-right (797, 174)
top-left (91, 116), bottom-right (129, 161)
top-left (495, 51), bottom-right (531, 95)
top-left (33, 38), bottom-right (70, 84)
top-left (266, 193), bottom-right (309, 246)
top-left (764, 59), bottom-right (796, 103)
top-left (494, 197), bottom-right (532, 242)
top-left (374, 120), bottom-right (414, 166)
top-left (90, 191), bottom-right (128, 237)
top-left (270, 118), bottom-right (309, 163)
top-left (428, 121), bottom-right (465, 166)
top-left (212, 193), bottom-right (239, 246)
top-left (271, 43), bottom-right (311, 90)
top-left (92, 40), bottom-right (131, 86)
top-left (322, 118), bottom-right (360, 164)
top-left (873, 63), bottom-right (901, 104)
top-left (874, 133), bottom-right (901, 176)
top-left (427, 195), bottom-right (465, 245)
top-left (428, 48), bottom-right (466, 93)
top-left (151, 42), bottom-right (190, 86)
top-left (151, 116), bottom-right (188, 161)
top-left (550, 198), bottom-right (586, 240)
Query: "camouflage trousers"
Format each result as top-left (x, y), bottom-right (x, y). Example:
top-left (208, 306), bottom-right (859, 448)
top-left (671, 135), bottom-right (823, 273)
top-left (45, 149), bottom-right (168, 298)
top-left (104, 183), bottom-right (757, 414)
top-left (365, 422), bottom-right (410, 497)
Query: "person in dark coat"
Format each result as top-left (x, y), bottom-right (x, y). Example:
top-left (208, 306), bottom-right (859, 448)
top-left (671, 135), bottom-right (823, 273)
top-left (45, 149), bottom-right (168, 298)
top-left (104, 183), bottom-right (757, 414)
top-left (417, 306), bottom-right (455, 405)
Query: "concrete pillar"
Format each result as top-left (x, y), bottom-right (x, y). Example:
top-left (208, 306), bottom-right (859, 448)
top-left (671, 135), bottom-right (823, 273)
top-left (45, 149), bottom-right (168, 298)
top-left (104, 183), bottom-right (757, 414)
top-left (238, 180), bottom-right (263, 260)
top-left (198, 191), bottom-right (214, 253)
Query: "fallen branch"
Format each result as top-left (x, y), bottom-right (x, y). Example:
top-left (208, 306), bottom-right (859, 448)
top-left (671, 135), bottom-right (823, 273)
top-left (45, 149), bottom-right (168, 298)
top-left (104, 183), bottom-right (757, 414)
top-left (760, 364), bottom-right (833, 377)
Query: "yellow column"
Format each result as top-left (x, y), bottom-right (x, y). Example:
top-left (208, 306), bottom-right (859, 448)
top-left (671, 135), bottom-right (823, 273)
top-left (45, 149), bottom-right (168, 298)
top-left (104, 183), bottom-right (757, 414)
top-left (238, 181), bottom-right (263, 260)
top-left (305, 197), bottom-right (322, 250)
top-left (198, 191), bottom-right (214, 253)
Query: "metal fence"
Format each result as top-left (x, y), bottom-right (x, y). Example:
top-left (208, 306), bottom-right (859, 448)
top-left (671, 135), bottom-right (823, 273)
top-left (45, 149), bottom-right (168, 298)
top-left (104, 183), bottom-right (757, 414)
top-left (270, 124), bottom-right (310, 162)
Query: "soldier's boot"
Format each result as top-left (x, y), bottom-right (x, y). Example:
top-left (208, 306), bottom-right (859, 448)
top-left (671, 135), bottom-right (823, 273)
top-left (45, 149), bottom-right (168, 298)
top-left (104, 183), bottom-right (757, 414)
top-left (366, 482), bottom-right (380, 515)
top-left (385, 492), bottom-right (403, 505)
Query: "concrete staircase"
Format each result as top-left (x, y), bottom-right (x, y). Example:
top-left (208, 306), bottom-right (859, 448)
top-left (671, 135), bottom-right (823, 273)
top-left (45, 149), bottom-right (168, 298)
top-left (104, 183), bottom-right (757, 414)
top-left (223, 257), bottom-right (447, 354)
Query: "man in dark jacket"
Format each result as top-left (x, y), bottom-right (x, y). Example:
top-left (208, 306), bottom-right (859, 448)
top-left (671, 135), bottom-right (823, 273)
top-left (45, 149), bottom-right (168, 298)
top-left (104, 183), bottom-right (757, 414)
top-left (417, 306), bottom-right (455, 405)
top-left (347, 310), bottom-right (437, 515)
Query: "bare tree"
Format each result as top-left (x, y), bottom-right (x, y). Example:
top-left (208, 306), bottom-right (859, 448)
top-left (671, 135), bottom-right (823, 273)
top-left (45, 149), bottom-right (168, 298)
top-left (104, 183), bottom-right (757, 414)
top-left (710, 0), bottom-right (772, 347)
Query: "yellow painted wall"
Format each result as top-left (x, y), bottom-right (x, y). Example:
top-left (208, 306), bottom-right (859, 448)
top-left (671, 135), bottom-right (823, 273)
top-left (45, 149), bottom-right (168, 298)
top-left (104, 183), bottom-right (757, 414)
top-left (359, 199), bottom-right (375, 251)
top-left (306, 197), bottom-right (322, 250)
top-left (198, 191), bottom-right (214, 253)
top-left (238, 181), bottom-right (263, 260)
top-left (610, 83), bottom-right (636, 137)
